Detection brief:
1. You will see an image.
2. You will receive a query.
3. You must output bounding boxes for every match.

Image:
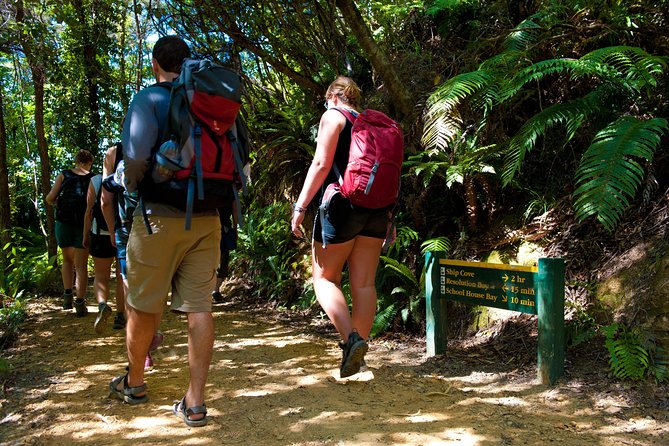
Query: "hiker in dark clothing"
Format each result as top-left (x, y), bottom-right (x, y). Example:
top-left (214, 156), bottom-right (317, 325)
top-left (46, 149), bottom-right (95, 316)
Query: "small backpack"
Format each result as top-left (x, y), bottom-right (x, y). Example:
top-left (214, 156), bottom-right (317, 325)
top-left (141, 58), bottom-right (249, 230)
top-left (331, 107), bottom-right (404, 209)
top-left (56, 170), bottom-right (95, 226)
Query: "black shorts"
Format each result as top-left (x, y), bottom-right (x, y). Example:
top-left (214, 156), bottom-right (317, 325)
top-left (313, 195), bottom-right (390, 245)
top-left (89, 232), bottom-right (116, 259)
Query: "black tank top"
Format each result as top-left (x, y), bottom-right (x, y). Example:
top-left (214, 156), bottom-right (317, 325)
top-left (319, 117), bottom-right (353, 204)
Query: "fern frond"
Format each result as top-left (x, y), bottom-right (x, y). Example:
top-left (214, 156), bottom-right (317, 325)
top-left (573, 116), bottom-right (668, 231)
top-left (380, 256), bottom-right (418, 288)
top-left (370, 301), bottom-right (400, 338)
top-left (502, 89), bottom-right (605, 185)
top-left (580, 46), bottom-right (668, 88)
top-left (420, 237), bottom-right (451, 255)
top-left (423, 71), bottom-right (492, 150)
top-left (503, 17), bottom-right (543, 52)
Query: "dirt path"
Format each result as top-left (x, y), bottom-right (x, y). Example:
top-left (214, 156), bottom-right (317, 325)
top-left (1, 294), bottom-right (668, 445)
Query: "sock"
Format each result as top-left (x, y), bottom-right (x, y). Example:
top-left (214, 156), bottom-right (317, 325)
top-left (98, 301), bottom-right (107, 310)
top-left (65, 289), bottom-right (73, 295)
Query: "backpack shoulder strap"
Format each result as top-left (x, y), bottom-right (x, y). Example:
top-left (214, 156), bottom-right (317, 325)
top-left (330, 107), bottom-right (358, 124)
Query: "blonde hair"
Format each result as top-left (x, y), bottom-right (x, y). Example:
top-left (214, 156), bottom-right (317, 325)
top-left (326, 76), bottom-right (361, 109)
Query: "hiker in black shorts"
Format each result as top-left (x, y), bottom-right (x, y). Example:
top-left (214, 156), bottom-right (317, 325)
top-left (83, 172), bottom-right (121, 333)
top-left (291, 77), bottom-right (390, 378)
top-left (46, 149), bottom-right (95, 316)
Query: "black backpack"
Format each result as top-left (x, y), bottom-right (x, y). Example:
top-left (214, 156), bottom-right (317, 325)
top-left (56, 170), bottom-right (94, 226)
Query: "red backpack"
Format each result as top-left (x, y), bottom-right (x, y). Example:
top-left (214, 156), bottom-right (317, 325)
top-left (332, 108), bottom-right (403, 208)
top-left (141, 59), bottom-right (249, 230)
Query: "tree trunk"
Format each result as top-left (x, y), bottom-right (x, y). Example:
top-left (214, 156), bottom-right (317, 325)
top-left (0, 82), bottom-right (11, 256)
top-left (334, 0), bottom-right (413, 119)
top-left (72, 0), bottom-right (101, 153)
top-left (15, 0), bottom-right (57, 258)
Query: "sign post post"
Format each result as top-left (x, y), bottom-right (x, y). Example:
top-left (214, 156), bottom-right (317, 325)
top-left (425, 256), bottom-right (565, 385)
top-left (425, 251), bottom-right (448, 356)
top-left (537, 258), bottom-right (565, 385)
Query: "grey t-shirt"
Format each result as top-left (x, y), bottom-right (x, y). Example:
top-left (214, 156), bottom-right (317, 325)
top-left (121, 82), bottom-right (216, 218)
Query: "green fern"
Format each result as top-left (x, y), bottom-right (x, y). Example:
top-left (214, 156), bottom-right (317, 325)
top-left (502, 88), bottom-right (606, 185)
top-left (380, 256), bottom-right (419, 288)
top-left (650, 346), bottom-right (669, 383)
top-left (423, 71), bottom-right (492, 150)
top-left (603, 323), bottom-right (649, 380)
top-left (601, 324), bottom-right (669, 382)
top-left (420, 237), bottom-right (451, 254)
top-left (573, 116), bottom-right (668, 231)
top-left (503, 17), bottom-right (543, 52)
top-left (370, 301), bottom-right (400, 338)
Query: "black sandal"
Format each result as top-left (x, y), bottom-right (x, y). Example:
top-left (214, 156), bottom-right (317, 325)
top-left (173, 397), bottom-right (208, 427)
top-left (109, 370), bottom-right (148, 405)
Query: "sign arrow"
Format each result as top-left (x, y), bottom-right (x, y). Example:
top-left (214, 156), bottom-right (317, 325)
top-left (502, 274), bottom-right (509, 282)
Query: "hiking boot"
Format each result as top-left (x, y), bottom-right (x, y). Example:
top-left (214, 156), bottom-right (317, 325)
top-left (94, 302), bottom-right (112, 334)
top-left (339, 331), bottom-right (368, 378)
top-left (212, 291), bottom-right (223, 303)
top-left (149, 331), bottom-right (164, 352)
top-left (63, 291), bottom-right (73, 310)
top-left (113, 312), bottom-right (126, 329)
top-left (144, 352), bottom-right (154, 370)
top-left (73, 299), bottom-right (88, 317)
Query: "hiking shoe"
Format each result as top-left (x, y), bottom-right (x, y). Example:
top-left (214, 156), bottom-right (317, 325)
top-left (73, 299), bottom-right (88, 317)
top-left (339, 331), bottom-right (368, 378)
top-left (63, 291), bottom-right (73, 310)
top-left (94, 302), bottom-right (112, 333)
top-left (144, 352), bottom-right (154, 370)
top-left (113, 312), bottom-right (126, 329)
top-left (212, 291), bottom-right (223, 303)
top-left (149, 331), bottom-right (164, 352)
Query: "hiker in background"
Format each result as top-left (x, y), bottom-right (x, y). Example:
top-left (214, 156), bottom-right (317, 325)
top-left (290, 76), bottom-right (391, 378)
top-left (212, 201), bottom-right (237, 303)
top-left (46, 149), bottom-right (95, 317)
top-left (109, 36), bottom-right (226, 428)
top-left (101, 143), bottom-right (126, 330)
top-left (82, 171), bottom-right (119, 333)
top-left (101, 146), bottom-right (163, 367)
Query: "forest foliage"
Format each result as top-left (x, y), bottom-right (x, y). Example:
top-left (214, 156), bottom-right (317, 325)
top-left (0, 0), bottom-right (668, 379)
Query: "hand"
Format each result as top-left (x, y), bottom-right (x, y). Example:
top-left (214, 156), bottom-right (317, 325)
top-left (109, 233), bottom-right (116, 248)
top-left (291, 209), bottom-right (305, 238)
top-left (82, 234), bottom-right (90, 249)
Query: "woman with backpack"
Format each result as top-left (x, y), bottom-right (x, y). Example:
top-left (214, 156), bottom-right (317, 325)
top-left (82, 169), bottom-right (121, 334)
top-left (290, 76), bottom-right (393, 378)
top-left (46, 149), bottom-right (95, 317)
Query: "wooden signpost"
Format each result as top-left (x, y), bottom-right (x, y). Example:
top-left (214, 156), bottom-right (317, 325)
top-left (425, 252), bottom-right (565, 385)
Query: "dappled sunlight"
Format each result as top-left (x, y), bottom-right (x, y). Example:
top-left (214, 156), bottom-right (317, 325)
top-left (290, 410), bottom-right (363, 433)
top-left (5, 301), bottom-right (668, 446)
top-left (467, 396), bottom-right (528, 407)
top-left (384, 411), bottom-right (451, 424)
top-left (387, 429), bottom-right (485, 445)
top-left (223, 336), bottom-right (310, 350)
top-left (595, 416), bottom-right (662, 436)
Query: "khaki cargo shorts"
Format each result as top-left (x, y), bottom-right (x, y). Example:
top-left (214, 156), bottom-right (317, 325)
top-left (126, 214), bottom-right (221, 314)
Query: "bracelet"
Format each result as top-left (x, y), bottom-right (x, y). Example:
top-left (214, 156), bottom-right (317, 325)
top-left (293, 203), bottom-right (306, 213)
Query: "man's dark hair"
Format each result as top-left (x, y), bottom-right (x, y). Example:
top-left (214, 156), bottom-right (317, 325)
top-left (152, 36), bottom-right (191, 73)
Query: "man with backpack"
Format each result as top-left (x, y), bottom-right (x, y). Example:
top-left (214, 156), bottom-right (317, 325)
top-left (108, 36), bottom-right (234, 428)
top-left (46, 149), bottom-right (95, 316)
